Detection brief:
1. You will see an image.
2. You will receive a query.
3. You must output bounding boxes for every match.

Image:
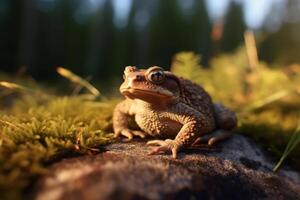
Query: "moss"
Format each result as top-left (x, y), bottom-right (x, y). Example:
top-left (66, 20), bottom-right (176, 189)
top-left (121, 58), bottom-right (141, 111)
top-left (0, 89), bottom-right (115, 199)
top-left (171, 50), bottom-right (300, 167)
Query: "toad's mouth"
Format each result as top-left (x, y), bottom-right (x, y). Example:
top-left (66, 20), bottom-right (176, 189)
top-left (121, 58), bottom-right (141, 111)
top-left (120, 87), bottom-right (173, 98)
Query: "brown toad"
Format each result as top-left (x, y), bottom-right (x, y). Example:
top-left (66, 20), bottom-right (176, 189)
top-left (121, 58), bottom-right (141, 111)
top-left (113, 66), bottom-right (237, 158)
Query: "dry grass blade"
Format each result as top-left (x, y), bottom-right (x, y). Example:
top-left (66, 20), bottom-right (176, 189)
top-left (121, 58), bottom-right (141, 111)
top-left (57, 67), bottom-right (100, 97)
top-left (244, 30), bottom-right (259, 71)
top-left (243, 90), bottom-right (291, 112)
top-left (0, 81), bottom-right (34, 93)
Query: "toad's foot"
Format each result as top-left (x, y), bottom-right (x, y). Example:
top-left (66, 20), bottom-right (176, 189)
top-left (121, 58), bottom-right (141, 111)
top-left (115, 129), bottom-right (146, 140)
top-left (192, 130), bottom-right (233, 146)
top-left (147, 139), bottom-right (182, 159)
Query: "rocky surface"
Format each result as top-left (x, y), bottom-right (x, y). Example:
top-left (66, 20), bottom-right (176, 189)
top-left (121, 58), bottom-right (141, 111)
top-left (34, 135), bottom-right (300, 200)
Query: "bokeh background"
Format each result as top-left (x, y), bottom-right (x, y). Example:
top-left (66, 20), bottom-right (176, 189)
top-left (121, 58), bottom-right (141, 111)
top-left (1, 0), bottom-right (300, 82)
top-left (1, 2), bottom-right (300, 198)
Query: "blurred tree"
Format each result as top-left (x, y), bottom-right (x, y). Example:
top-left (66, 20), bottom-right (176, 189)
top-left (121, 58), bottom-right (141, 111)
top-left (127, 0), bottom-right (154, 67)
top-left (59, 0), bottom-right (88, 75)
top-left (111, 0), bottom-right (137, 76)
top-left (0, 0), bottom-right (22, 73)
top-left (18, 0), bottom-right (38, 72)
top-left (30, 0), bottom-right (90, 79)
top-left (259, 23), bottom-right (300, 64)
top-left (220, 1), bottom-right (246, 52)
top-left (147, 0), bottom-right (187, 68)
top-left (2, 0), bottom-right (300, 82)
top-left (85, 0), bottom-right (114, 79)
top-left (259, 0), bottom-right (300, 65)
top-left (191, 0), bottom-right (212, 66)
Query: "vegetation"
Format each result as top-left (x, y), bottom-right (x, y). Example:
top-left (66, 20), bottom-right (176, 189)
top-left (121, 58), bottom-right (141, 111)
top-left (1, 1), bottom-right (300, 199)
top-left (274, 124), bottom-right (300, 171)
top-left (0, 78), bottom-right (115, 200)
top-left (171, 50), bottom-right (300, 170)
top-left (0, 49), bottom-right (300, 199)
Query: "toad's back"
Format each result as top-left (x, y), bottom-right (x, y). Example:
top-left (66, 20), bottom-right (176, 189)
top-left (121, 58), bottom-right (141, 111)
top-left (179, 78), bottom-right (215, 121)
top-left (178, 78), bottom-right (237, 131)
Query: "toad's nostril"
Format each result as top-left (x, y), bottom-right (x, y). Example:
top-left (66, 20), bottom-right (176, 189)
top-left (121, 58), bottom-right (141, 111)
top-left (136, 75), bottom-right (143, 81)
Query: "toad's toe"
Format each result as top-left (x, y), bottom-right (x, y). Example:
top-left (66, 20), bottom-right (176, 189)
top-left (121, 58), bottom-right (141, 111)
top-left (147, 139), bottom-right (181, 159)
top-left (147, 140), bottom-right (167, 146)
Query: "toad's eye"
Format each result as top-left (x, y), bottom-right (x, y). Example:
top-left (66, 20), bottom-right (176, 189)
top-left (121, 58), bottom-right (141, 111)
top-left (147, 70), bottom-right (165, 84)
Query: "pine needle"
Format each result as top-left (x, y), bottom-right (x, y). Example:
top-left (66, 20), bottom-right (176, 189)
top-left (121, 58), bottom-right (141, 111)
top-left (57, 67), bottom-right (100, 97)
top-left (273, 123), bottom-right (300, 171)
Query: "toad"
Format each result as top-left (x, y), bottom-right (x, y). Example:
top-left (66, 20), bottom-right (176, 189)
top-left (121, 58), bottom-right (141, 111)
top-left (113, 66), bottom-right (237, 158)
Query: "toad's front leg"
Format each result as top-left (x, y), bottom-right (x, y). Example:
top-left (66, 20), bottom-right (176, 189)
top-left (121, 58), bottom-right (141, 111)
top-left (113, 100), bottom-right (146, 140)
top-left (147, 121), bottom-right (199, 158)
top-left (147, 105), bottom-right (214, 158)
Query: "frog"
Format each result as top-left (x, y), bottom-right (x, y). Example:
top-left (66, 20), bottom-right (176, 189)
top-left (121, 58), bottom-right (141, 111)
top-left (113, 66), bottom-right (237, 158)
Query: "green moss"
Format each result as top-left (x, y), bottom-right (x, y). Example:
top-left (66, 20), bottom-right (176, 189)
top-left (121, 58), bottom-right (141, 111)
top-left (0, 89), bottom-right (115, 199)
top-left (171, 50), bottom-right (300, 169)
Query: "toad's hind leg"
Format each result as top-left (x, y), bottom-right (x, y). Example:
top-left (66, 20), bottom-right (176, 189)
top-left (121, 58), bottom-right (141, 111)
top-left (213, 103), bottom-right (237, 131)
top-left (193, 103), bottom-right (237, 146)
top-left (192, 130), bottom-right (233, 146)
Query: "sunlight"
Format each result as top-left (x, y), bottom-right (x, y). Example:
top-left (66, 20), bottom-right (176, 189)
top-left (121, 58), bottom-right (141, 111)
top-left (112, 0), bottom-right (133, 29)
top-left (205, 0), bottom-right (230, 22)
top-left (243, 0), bottom-right (274, 29)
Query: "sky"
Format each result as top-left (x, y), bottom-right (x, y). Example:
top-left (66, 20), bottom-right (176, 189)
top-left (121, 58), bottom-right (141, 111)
top-left (205, 0), bottom-right (276, 29)
top-left (112, 0), bottom-right (133, 28)
top-left (34, 0), bottom-right (286, 30)
top-left (108, 0), bottom-right (282, 29)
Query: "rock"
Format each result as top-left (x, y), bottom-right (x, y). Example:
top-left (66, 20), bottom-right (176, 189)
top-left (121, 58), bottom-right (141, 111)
top-left (34, 135), bottom-right (300, 200)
